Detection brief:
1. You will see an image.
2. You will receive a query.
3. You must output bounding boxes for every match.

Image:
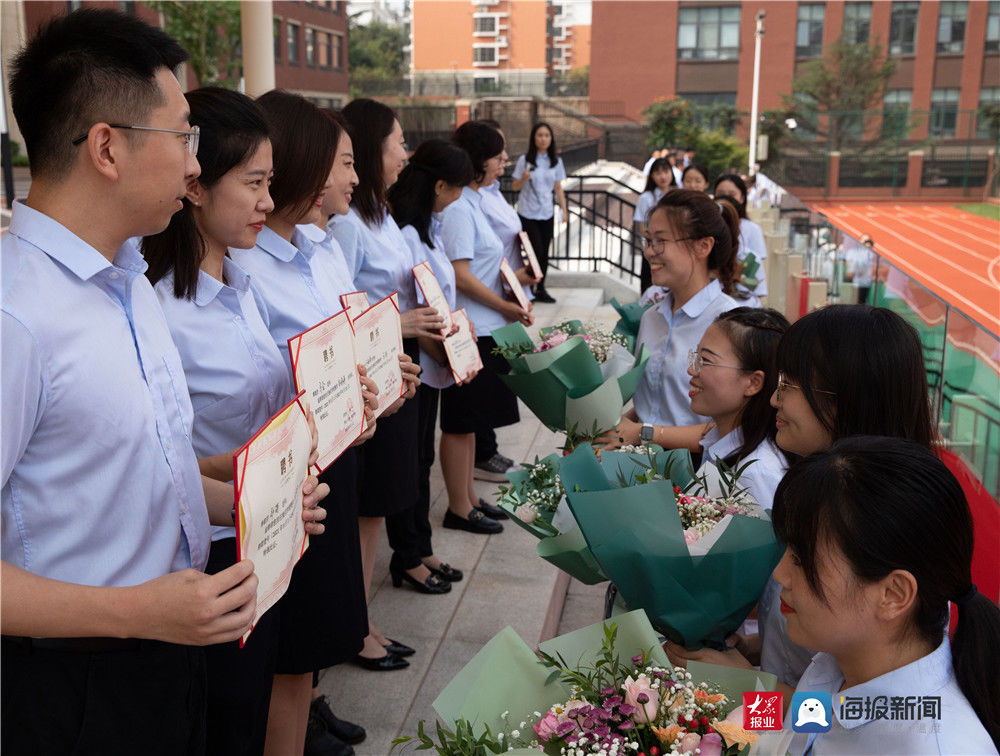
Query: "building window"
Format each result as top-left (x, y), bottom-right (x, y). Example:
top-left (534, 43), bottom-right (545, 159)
top-left (332, 34), bottom-right (344, 69)
top-left (474, 75), bottom-right (500, 94)
top-left (287, 22), bottom-right (300, 65)
top-left (843, 2), bottom-right (872, 45)
top-left (474, 15), bottom-right (497, 34)
top-left (796, 4), bottom-right (826, 58)
top-left (677, 6), bottom-right (741, 61)
top-left (985, 1), bottom-right (999, 51)
top-left (889, 2), bottom-right (919, 54)
top-left (977, 87), bottom-right (1000, 138)
top-left (937, 1), bottom-right (967, 53)
top-left (882, 89), bottom-right (912, 138)
top-left (273, 18), bottom-right (281, 62)
top-left (473, 46), bottom-right (498, 64)
top-left (930, 88), bottom-right (960, 137)
top-left (319, 31), bottom-right (331, 67)
top-left (305, 27), bottom-right (316, 67)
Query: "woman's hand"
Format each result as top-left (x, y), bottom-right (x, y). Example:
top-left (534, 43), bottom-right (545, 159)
top-left (300, 474), bottom-right (328, 535)
top-left (503, 301), bottom-right (534, 327)
top-left (304, 403), bottom-right (321, 468)
top-left (401, 306), bottom-right (446, 340)
top-left (351, 365), bottom-right (379, 446)
top-left (596, 416), bottom-right (641, 450)
top-left (514, 265), bottom-right (541, 287)
top-left (381, 354), bottom-right (422, 417)
top-left (663, 637), bottom-right (754, 671)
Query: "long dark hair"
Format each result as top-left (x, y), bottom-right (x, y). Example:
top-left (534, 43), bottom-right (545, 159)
top-left (643, 157), bottom-right (676, 194)
top-left (713, 173), bottom-right (748, 219)
top-left (682, 162), bottom-right (711, 188)
top-left (712, 307), bottom-right (791, 465)
top-left (773, 436), bottom-right (1000, 749)
top-left (142, 87), bottom-right (269, 299)
top-left (342, 98), bottom-right (398, 226)
top-left (388, 139), bottom-right (473, 249)
top-left (452, 120), bottom-right (504, 184)
top-left (776, 305), bottom-right (935, 448)
top-left (653, 188), bottom-right (739, 294)
top-left (525, 121), bottom-right (559, 168)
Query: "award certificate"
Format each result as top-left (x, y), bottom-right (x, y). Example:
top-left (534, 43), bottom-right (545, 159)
top-left (288, 310), bottom-right (366, 473)
top-left (443, 308), bottom-right (483, 383)
top-left (518, 231), bottom-right (542, 280)
top-left (412, 261), bottom-right (452, 334)
top-left (233, 392), bottom-right (312, 644)
top-left (340, 291), bottom-right (370, 321)
top-left (499, 257), bottom-right (531, 311)
top-left (352, 293), bottom-right (404, 418)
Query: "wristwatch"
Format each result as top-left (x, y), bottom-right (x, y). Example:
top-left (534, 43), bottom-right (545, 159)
top-left (640, 423), bottom-right (655, 444)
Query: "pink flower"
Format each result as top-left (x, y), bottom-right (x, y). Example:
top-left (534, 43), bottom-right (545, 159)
top-left (621, 674), bottom-right (659, 723)
top-left (514, 505), bottom-right (536, 523)
top-left (533, 711), bottom-right (560, 742)
top-left (684, 528), bottom-right (701, 545)
top-left (698, 732), bottom-right (724, 756)
top-left (678, 732), bottom-right (701, 754)
top-left (545, 331), bottom-right (569, 347)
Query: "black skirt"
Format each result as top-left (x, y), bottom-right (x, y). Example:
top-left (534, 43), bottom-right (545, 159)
top-left (440, 335), bottom-right (520, 434)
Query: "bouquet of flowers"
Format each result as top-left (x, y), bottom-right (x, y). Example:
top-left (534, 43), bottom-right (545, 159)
top-left (609, 298), bottom-right (653, 352)
top-left (491, 320), bottom-right (649, 435)
top-left (394, 610), bottom-right (774, 756)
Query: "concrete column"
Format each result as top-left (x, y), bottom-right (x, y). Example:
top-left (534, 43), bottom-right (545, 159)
top-left (905, 150), bottom-right (924, 197)
top-left (241, 1), bottom-right (275, 97)
top-left (826, 151), bottom-right (840, 199)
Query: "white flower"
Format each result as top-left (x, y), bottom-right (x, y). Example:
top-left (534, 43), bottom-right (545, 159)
top-left (512, 730), bottom-right (520, 738)
top-left (498, 732), bottom-right (504, 741)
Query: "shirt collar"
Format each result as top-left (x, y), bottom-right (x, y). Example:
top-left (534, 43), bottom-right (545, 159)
top-left (461, 185), bottom-right (483, 208)
top-left (702, 426), bottom-right (742, 459)
top-left (658, 279), bottom-right (725, 320)
top-left (254, 224), bottom-right (300, 263)
top-left (8, 201), bottom-right (146, 280)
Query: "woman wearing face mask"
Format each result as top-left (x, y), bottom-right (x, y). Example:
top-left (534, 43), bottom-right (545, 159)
top-left (141, 88), bottom-right (332, 756)
top-left (752, 437), bottom-right (999, 755)
top-left (714, 173), bottom-right (768, 306)
top-left (511, 121), bottom-right (568, 303)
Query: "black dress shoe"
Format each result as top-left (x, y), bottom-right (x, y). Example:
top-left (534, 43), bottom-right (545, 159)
top-left (443, 508), bottom-right (503, 534)
top-left (354, 651), bottom-right (409, 671)
top-left (310, 696), bottom-right (366, 745)
top-left (425, 561), bottom-right (463, 582)
top-left (476, 498), bottom-right (508, 520)
top-left (383, 638), bottom-right (415, 657)
top-left (305, 709), bottom-right (355, 756)
top-left (390, 566), bottom-right (451, 594)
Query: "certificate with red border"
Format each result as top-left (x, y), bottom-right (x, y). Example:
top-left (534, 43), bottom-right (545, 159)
top-left (412, 261), bottom-right (452, 334)
top-left (287, 310), bottom-right (366, 474)
top-left (518, 231), bottom-right (542, 280)
top-left (339, 291), bottom-right (370, 321)
top-left (443, 308), bottom-right (482, 384)
top-left (233, 391), bottom-right (312, 645)
top-left (352, 293), bottom-right (404, 418)
top-left (499, 257), bottom-right (531, 311)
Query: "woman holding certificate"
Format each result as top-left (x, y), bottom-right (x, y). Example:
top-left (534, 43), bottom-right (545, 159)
top-left (226, 91), bottom-right (389, 755)
top-left (141, 89), bottom-right (334, 756)
top-left (332, 99), bottom-right (451, 664)
top-left (440, 120), bottom-right (535, 534)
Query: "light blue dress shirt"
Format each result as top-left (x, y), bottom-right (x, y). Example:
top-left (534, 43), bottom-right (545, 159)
top-left (697, 426), bottom-right (788, 510)
top-left (229, 224), bottom-right (355, 388)
top-left (513, 153), bottom-right (566, 220)
top-left (2, 202), bottom-right (210, 586)
top-left (479, 181), bottom-right (533, 302)
top-left (752, 639), bottom-right (997, 755)
top-left (634, 187), bottom-right (665, 225)
top-left (155, 258), bottom-right (293, 541)
top-left (440, 186), bottom-right (510, 336)
top-left (633, 280), bottom-right (739, 427)
top-left (737, 217), bottom-right (768, 302)
top-left (403, 221), bottom-right (456, 390)
top-left (328, 206), bottom-right (417, 312)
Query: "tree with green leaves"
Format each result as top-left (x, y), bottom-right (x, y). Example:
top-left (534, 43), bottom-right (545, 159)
top-left (147, 1), bottom-right (241, 88)
top-left (348, 17), bottom-right (407, 97)
top-left (643, 98), bottom-right (748, 177)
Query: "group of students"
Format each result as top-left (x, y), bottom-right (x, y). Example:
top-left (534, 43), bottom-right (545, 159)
top-left (0, 9), bottom-right (571, 756)
top-left (598, 171), bottom-right (999, 750)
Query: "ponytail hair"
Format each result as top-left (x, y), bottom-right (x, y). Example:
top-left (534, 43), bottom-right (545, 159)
top-left (653, 188), bottom-right (739, 294)
top-left (772, 436), bottom-right (1000, 749)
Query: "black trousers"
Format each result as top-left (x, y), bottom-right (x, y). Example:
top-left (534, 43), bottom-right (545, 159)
top-left (385, 382), bottom-right (437, 571)
top-left (519, 214), bottom-right (555, 290)
top-left (2, 636), bottom-right (206, 756)
top-left (475, 426), bottom-right (498, 463)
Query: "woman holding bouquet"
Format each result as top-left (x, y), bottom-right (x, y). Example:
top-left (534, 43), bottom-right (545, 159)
top-left (752, 437), bottom-right (999, 755)
top-left (714, 173), bottom-right (768, 306)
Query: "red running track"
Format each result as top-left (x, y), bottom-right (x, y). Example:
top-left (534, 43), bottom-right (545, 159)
top-left (809, 202), bottom-right (1000, 336)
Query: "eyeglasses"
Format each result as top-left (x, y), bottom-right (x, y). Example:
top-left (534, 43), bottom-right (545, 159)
top-left (72, 124), bottom-right (200, 157)
top-left (643, 235), bottom-right (695, 255)
top-left (687, 349), bottom-right (745, 373)
top-left (775, 373), bottom-right (837, 402)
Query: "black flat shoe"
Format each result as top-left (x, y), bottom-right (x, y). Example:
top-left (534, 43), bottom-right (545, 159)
top-left (390, 566), bottom-right (451, 594)
top-left (305, 709), bottom-right (355, 756)
top-left (443, 508), bottom-right (503, 534)
top-left (534, 289), bottom-right (556, 303)
top-left (425, 561), bottom-right (463, 582)
top-left (383, 638), bottom-right (415, 657)
top-left (310, 695), bottom-right (366, 745)
top-left (476, 498), bottom-right (508, 520)
top-left (354, 651), bottom-right (409, 671)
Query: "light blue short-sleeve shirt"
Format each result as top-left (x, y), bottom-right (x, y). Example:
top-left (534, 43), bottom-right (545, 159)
top-left (155, 258), bottom-right (293, 541)
top-left (696, 426), bottom-right (788, 510)
top-left (479, 181), bottom-right (532, 302)
top-left (736, 217), bottom-right (768, 301)
top-left (440, 186), bottom-right (509, 336)
top-left (633, 280), bottom-right (739, 427)
top-left (403, 221), bottom-right (456, 390)
top-left (2, 202), bottom-right (210, 586)
top-left (513, 153), bottom-right (566, 220)
top-left (634, 187), bottom-right (665, 225)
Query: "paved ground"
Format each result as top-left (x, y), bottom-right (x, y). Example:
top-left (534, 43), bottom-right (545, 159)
top-left (316, 287), bottom-right (612, 755)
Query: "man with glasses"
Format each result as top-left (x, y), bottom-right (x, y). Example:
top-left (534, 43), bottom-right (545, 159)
top-left (1, 10), bottom-right (270, 752)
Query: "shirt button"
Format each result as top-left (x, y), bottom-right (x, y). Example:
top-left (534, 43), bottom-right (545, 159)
top-left (109, 271), bottom-right (120, 280)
